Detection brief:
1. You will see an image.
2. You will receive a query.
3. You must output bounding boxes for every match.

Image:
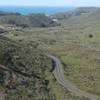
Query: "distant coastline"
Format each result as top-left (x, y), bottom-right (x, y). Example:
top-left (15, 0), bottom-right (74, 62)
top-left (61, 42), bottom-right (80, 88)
top-left (0, 6), bottom-right (76, 15)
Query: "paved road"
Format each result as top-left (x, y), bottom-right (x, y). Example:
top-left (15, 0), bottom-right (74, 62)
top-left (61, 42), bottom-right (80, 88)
top-left (48, 55), bottom-right (98, 100)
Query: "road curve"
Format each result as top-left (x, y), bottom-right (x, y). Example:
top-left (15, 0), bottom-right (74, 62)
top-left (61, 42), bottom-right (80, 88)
top-left (48, 55), bottom-right (98, 100)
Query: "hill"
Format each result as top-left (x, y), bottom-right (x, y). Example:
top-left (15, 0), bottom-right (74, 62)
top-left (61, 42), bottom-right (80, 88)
top-left (0, 35), bottom-right (56, 100)
top-left (50, 7), bottom-right (97, 20)
top-left (0, 7), bottom-right (100, 100)
top-left (60, 8), bottom-right (100, 26)
top-left (0, 12), bottom-right (59, 28)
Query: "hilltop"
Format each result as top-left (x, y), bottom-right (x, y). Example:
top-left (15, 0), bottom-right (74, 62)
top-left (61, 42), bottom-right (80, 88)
top-left (0, 12), bottom-right (59, 28)
top-left (50, 7), bottom-right (97, 20)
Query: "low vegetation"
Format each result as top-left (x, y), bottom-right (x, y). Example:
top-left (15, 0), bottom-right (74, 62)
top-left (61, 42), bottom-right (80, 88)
top-left (0, 7), bottom-right (100, 100)
top-left (0, 12), bottom-right (59, 28)
top-left (0, 35), bottom-right (55, 100)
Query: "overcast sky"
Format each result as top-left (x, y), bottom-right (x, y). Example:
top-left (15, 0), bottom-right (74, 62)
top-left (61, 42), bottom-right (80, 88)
top-left (0, 0), bottom-right (100, 7)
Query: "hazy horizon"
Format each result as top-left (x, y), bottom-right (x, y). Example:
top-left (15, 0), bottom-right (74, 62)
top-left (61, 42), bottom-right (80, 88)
top-left (0, 0), bottom-right (100, 7)
top-left (0, 5), bottom-right (99, 8)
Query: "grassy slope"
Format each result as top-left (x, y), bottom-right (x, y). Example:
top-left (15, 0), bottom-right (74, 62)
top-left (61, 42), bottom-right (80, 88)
top-left (0, 13), bottom-right (59, 28)
top-left (2, 9), bottom-right (100, 100)
top-left (0, 35), bottom-right (56, 100)
top-left (0, 35), bottom-right (88, 100)
top-left (4, 26), bottom-right (100, 100)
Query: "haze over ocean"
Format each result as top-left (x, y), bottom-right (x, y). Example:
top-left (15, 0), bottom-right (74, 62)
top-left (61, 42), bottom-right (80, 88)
top-left (0, 6), bottom-right (76, 15)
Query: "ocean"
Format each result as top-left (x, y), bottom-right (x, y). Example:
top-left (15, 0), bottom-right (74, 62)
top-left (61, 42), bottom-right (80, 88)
top-left (0, 6), bottom-right (76, 15)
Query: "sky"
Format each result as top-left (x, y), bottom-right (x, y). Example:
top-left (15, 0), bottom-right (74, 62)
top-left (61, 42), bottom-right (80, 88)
top-left (0, 0), bottom-right (100, 7)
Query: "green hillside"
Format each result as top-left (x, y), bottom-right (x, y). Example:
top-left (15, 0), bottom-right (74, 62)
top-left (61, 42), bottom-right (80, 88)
top-left (0, 7), bottom-right (100, 100)
top-left (0, 12), bottom-right (59, 28)
top-left (0, 35), bottom-right (55, 100)
top-left (50, 7), bottom-right (97, 20)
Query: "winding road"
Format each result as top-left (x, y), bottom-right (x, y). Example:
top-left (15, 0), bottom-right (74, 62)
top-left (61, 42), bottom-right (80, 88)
top-left (48, 55), bottom-right (98, 100)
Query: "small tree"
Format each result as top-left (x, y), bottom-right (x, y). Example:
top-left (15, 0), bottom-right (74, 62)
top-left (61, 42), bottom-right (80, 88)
top-left (88, 34), bottom-right (93, 38)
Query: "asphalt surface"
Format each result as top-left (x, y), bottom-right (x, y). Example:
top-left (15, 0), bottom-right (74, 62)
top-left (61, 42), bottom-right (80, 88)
top-left (48, 55), bottom-right (97, 100)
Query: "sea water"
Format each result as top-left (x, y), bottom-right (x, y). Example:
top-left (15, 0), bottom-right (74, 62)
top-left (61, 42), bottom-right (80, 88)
top-left (0, 6), bottom-right (76, 15)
